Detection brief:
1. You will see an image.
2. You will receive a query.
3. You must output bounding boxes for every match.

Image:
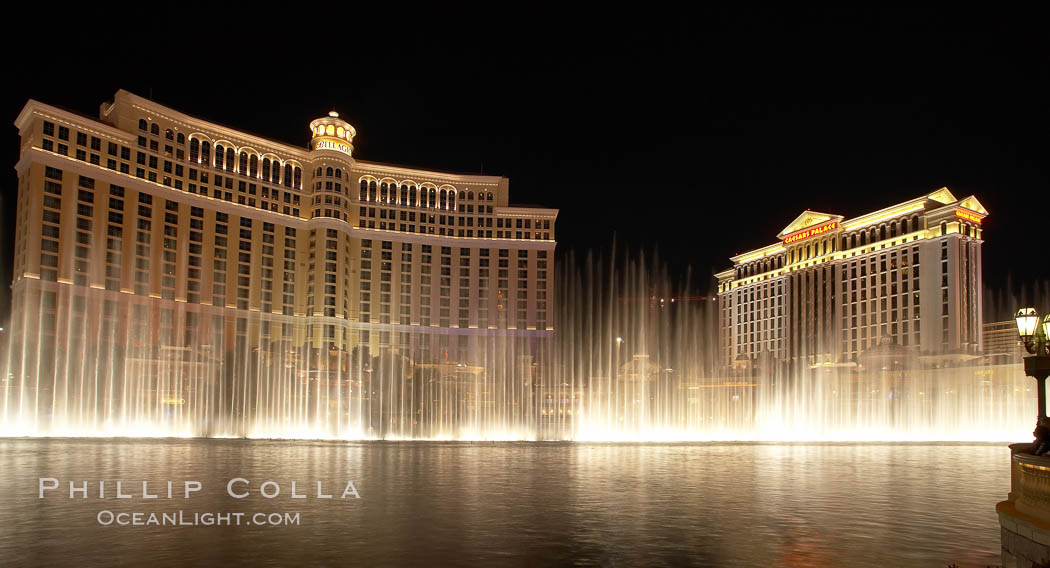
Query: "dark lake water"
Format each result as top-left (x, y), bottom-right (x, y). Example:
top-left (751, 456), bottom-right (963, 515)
top-left (0, 439), bottom-right (1009, 567)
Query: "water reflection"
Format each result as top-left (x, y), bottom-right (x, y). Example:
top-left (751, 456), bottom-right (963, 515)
top-left (0, 440), bottom-right (1006, 567)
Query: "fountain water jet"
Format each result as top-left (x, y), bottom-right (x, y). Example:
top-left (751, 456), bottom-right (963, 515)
top-left (0, 247), bottom-right (1039, 441)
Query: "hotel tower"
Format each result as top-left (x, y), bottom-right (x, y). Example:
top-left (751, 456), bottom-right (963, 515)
top-left (4, 90), bottom-right (557, 437)
top-left (716, 188), bottom-right (987, 368)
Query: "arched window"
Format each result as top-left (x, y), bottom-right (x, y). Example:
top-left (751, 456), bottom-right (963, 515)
top-left (912, 214), bottom-right (920, 230)
top-left (270, 161), bottom-right (280, 184)
top-left (283, 164), bottom-right (293, 187)
top-left (150, 123), bottom-right (160, 136)
top-left (890, 222), bottom-right (897, 238)
top-left (335, 168), bottom-right (342, 179)
top-left (409, 186), bottom-right (417, 206)
top-left (368, 181), bottom-right (376, 201)
top-left (468, 191), bottom-right (474, 200)
top-left (326, 167), bottom-right (334, 177)
top-left (239, 151), bottom-right (248, 174)
top-left (429, 188), bottom-right (436, 208)
top-left (226, 148), bottom-right (235, 172)
top-left (165, 129), bottom-right (174, 141)
top-left (138, 119), bottom-right (147, 131)
top-left (851, 234), bottom-right (857, 248)
top-left (263, 159), bottom-right (272, 181)
top-left (440, 189), bottom-right (447, 209)
top-left (176, 133), bottom-right (185, 144)
top-left (360, 180), bottom-right (368, 201)
top-left (860, 232), bottom-right (867, 245)
top-left (879, 226), bottom-right (887, 241)
top-left (400, 184), bottom-right (408, 204)
top-left (249, 155), bottom-right (258, 177)
top-left (214, 144), bottom-right (225, 169)
top-left (902, 218), bottom-right (909, 233)
top-left (487, 192), bottom-right (493, 201)
top-left (448, 191), bottom-right (456, 210)
top-left (315, 167), bottom-right (322, 176)
top-left (293, 167), bottom-right (301, 189)
top-left (458, 190), bottom-right (466, 200)
top-left (189, 139), bottom-right (200, 162)
top-left (201, 141), bottom-right (210, 164)
top-left (380, 183), bottom-right (388, 202)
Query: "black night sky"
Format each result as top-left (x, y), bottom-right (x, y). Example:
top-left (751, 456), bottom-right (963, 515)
top-left (2, 12), bottom-right (1048, 324)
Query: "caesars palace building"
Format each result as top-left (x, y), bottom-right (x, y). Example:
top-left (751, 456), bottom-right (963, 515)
top-left (716, 188), bottom-right (987, 368)
top-left (9, 90), bottom-right (557, 371)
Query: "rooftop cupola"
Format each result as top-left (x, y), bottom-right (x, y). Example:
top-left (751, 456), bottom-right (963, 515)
top-left (309, 111), bottom-right (356, 157)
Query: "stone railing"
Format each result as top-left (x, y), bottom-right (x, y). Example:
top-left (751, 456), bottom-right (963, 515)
top-left (1008, 443), bottom-right (1050, 525)
top-left (1000, 444), bottom-right (1050, 566)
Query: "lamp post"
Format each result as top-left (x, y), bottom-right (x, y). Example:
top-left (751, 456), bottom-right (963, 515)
top-left (1015, 308), bottom-right (1050, 422)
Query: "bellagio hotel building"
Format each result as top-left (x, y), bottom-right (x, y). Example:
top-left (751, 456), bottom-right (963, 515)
top-left (716, 188), bottom-right (987, 368)
top-left (9, 90), bottom-right (557, 367)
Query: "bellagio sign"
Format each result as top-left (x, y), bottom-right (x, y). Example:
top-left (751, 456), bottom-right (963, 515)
top-left (314, 139), bottom-right (352, 156)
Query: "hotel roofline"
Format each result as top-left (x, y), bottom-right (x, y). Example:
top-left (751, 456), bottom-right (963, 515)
top-left (15, 91), bottom-right (543, 193)
top-left (724, 187), bottom-right (987, 266)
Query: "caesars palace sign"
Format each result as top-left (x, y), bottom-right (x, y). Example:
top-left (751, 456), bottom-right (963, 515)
top-left (782, 220), bottom-right (838, 245)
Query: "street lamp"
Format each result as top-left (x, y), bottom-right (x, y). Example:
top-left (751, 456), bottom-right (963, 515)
top-left (1015, 308), bottom-right (1050, 422)
top-left (1017, 308), bottom-right (1040, 349)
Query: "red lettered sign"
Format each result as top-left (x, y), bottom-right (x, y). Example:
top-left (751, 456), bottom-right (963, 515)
top-left (783, 221), bottom-right (838, 244)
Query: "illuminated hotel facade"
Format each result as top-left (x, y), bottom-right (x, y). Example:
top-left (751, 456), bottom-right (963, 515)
top-left (716, 188), bottom-right (987, 368)
top-left (4, 90), bottom-right (557, 436)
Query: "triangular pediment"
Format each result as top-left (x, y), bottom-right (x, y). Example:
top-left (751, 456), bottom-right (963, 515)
top-left (778, 211), bottom-right (843, 239)
top-left (956, 195), bottom-right (988, 215)
top-left (926, 187), bottom-right (957, 205)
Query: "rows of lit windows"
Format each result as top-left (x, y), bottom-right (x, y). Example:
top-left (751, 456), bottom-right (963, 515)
top-left (359, 179), bottom-right (465, 210)
top-left (733, 213), bottom-right (927, 281)
top-left (40, 120), bottom-right (133, 176)
top-left (39, 166), bottom-right (63, 282)
top-left (40, 116), bottom-right (550, 243)
top-left (733, 281), bottom-right (785, 358)
top-left (31, 117), bottom-right (553, 341)
top-left (356, 240), bottom-right (549, 331)
top-left (183, 128), bottom-right (302, 190)
top-left (39, 119), bottom-right (305, 220)
top-left (356, 178), bottom-right (554, 241)
top-left (140, 118), bottom-right (304, 215)
top-left (839, 245), bottom-right (921, 358)
top-left (33, 166), bottom-right (295, 315)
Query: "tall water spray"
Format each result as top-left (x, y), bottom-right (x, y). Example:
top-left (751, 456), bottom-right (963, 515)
top-left (0, 248), bottom-right (1039, 441)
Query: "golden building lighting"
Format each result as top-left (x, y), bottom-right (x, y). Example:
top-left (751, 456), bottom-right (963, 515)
top-left (716, 188), bottom-right (987, 367)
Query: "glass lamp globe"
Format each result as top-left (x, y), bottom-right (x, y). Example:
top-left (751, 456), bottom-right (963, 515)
top-left (1016, 308), bottom-right (1039, 342)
